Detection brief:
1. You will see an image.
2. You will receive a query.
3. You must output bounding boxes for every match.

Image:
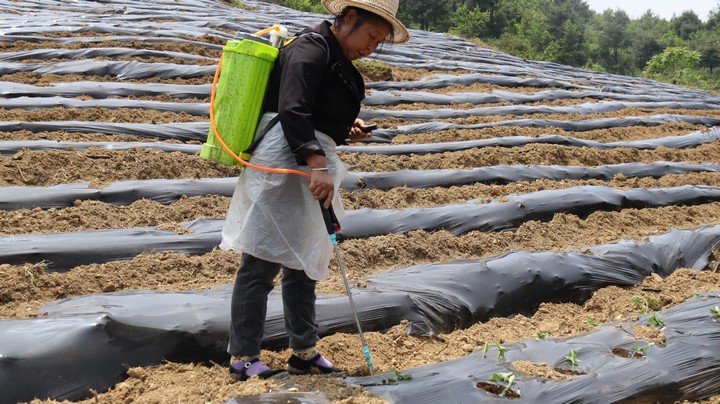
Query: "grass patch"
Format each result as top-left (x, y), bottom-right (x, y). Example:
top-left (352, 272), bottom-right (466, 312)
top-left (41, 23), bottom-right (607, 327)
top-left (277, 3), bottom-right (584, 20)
top-left (354, 59), bottom-right (394, 82)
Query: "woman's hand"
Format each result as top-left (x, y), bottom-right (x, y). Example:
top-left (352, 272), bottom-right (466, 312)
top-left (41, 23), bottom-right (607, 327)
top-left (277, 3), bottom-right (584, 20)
top-left (348, 118), bottom-right (373, 142)
top-left (309, 170), bottom-right (334, 208)
top-left (306, 154), bottom-right (334, 208)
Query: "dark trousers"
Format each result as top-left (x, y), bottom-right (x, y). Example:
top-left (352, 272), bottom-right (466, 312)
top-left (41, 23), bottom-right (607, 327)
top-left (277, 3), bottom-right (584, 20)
top-left (228, 253), bottom-right (319, 357)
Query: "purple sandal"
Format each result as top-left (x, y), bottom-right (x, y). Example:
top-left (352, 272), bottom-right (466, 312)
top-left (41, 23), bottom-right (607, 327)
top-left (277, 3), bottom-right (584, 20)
top-left (287, 354), bottom-right (344, 375)
top-left (229, 358), bottom-right (285, 381)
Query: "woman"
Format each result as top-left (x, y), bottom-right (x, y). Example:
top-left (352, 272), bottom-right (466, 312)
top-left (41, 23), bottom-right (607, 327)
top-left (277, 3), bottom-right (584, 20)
top-left (220, 0), bottom-right (410, 380)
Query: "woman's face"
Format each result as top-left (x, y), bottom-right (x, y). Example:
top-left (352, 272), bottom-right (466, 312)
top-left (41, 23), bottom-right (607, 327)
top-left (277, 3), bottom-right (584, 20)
top-left (335, 10), bottom-right (391, 61)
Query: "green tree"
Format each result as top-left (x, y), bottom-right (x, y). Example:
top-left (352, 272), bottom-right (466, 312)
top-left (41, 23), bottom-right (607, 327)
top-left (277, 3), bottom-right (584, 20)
top-left (643, 45), bottom-right (717, 90)
top-left (461, 0), bottom-right (502, 36)
top-left (593, 9), bottom-right (631, 74)
top-left (708, 6), bottom-right (720, 30)
top-left (672, 10), bottom-right (703, 41)
top-left (543, 19), bottom-right (586, 65)
top-left (486, 0), bottom-right (533, 38)
top-left (690, 29), bottom-right (720, 73)
top-left (545, 0), bottom-right (592, 39)
top-left (450, 4), bottom-right (491, 38)
top-left (690, 8), bottom-right (720, 74)
top-left (627, 11), bottom-right (674, 71)
top-left (494, 30), bottom-right (535, 58)
top-left (537, 0), bottom-right (592, 66)
top-left (477, 0), bottom-right (540, 40)
top-left (487, 0), bottom-right (546, 58)
top-left (396, 0), bottom-right (450, 32)
top-left (644, 46), bottom-right (701, 76)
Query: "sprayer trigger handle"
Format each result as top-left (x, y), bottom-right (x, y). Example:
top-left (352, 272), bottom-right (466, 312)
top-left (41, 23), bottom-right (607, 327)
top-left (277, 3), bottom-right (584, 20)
top-left (319, 201), bottom-right (341, 235)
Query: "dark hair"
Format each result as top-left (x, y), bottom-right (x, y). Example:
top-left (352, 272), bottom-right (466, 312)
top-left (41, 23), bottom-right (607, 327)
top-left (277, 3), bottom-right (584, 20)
top-left (333, 6), bottom-right (394, 43)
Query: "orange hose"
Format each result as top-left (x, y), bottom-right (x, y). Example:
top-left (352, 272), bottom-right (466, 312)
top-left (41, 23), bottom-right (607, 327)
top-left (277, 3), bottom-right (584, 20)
top-left (209, 40), bottom-right (310, 179)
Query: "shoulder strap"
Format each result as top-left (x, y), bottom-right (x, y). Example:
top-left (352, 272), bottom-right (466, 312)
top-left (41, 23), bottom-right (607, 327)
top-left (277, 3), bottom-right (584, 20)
top-left (242, 31), bottom-right (330, 156)
top-left (243, 114), bottom-right (280, 156)
top-left (284, 31), bottom-right (330, 65)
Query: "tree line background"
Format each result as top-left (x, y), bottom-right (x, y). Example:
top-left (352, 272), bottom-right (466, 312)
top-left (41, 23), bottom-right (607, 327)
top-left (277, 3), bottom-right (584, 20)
top-left (266, 0), bottom-right (720, 91)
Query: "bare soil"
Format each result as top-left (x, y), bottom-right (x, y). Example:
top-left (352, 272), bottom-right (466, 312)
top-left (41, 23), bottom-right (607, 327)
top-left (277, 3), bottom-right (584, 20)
top-left (389, 122), bottom-right (706, 143)
top-left (0, 107), bottom-right (207, 123)
top-left (0, 39), bottom-right (222, 57)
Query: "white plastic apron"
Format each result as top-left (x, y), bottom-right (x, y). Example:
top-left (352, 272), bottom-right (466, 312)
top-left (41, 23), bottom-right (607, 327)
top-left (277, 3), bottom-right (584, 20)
top-left (220, 113), bottom-right (347, 280)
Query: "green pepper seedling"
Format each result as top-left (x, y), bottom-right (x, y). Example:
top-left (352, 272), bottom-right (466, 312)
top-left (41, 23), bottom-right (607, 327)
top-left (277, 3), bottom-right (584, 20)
top-left (565, 349), bottom-right (582, 369)
top-left (488, 372), bottom-right (516, 397)
top-left (648, 313), bottom-right (666, 327)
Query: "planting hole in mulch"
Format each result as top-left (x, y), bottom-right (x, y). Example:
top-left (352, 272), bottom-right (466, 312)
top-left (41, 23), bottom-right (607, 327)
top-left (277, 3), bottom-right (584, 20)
top-left (612, 347), bottom-right (647, 359)
top-left (552, 368), bottom-right (587, 376)
top-left (476, 381), bottom-right (521, 399)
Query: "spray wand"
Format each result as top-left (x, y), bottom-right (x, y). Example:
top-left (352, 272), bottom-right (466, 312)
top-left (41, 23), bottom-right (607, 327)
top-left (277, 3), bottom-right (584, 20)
top-left (320, 202), bottom-right (377, 381)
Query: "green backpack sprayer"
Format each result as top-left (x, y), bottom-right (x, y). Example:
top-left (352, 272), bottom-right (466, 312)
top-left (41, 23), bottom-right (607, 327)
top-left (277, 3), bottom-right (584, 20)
top-left (202, 26), bottom-right (377, 380)
top-left (202, 25), bottom-right (288, 168)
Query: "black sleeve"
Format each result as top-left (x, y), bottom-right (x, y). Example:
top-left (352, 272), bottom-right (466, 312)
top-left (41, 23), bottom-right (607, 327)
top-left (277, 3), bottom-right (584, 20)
top-left (277, 34), bottom-right (328, 165)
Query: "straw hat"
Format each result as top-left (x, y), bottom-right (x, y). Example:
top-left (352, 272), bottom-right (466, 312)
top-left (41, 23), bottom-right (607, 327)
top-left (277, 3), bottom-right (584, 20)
top-left (322, 0), bottom-right (410, 44)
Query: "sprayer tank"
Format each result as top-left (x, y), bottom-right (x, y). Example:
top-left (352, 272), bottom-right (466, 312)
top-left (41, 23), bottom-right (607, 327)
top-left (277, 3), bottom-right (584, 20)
top-left (201, 34), bottom-right (280, 166)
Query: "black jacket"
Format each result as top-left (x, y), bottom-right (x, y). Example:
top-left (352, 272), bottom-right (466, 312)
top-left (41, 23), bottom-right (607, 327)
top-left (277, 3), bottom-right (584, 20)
top-left (262, 21), bottom-right (365, 164)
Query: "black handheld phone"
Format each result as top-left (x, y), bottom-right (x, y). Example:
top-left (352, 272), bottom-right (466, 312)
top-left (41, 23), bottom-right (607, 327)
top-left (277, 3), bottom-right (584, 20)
top-left (361, 124), bottom-right (378, 133)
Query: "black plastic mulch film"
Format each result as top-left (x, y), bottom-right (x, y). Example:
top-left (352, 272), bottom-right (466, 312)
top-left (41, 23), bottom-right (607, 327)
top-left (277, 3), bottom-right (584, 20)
top-left (1, 0), bottom-right (720, 403)
top-left (0, 81), bottom-right (213, 99)
top-left (1, 161), bottom-right (720, 211)
top-left (345, 126), bottom-right (720, 153)
top-left (1, 95), bottom-right (717, 118)
top-left (1, 226), bottom-right (719, 403)
top-left (349, 292), bottom-right (720, 403)
top-left (2, 185), bottom-right (720, 271)
top-left (1, 126), bottom-right (719, 156)
top-left (1, 115), bottom-right (719, 142)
